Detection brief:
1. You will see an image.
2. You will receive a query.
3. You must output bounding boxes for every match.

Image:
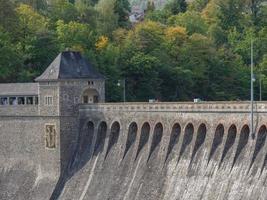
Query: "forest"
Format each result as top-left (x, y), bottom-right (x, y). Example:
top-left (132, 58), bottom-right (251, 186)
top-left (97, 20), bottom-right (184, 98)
top-left (0, 0), bottom-right (267, 102)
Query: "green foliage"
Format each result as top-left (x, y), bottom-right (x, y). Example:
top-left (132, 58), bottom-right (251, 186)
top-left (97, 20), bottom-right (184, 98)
top-left (189, 0), bottom-right (209, 12)
top-left (16, 4), bottom-right (48, 35)
top-left (167, 11), bottom-right (208, 35)
top-left (75, 4), bottom-right (98, 27)
top-left (164, 0), bottom-right (187, 15)
top-left (1, 0), bottom-right (267, 101)
top-left (217, 0), bottom-right (246, 31)
top-left (145, 9), bottom-right (171, 24)
top-left (0, 28), bottom-right (22, 82)
top-left (95, 0), bottom-right (118, 36)
top-left (56, 20), bottom-right (94, 52)
top-left (49, 0), bottom-right (79, 22)
top-left (12, 0), bottom-right (48, 11)
top-left (0, 1), bottom-right (19, 33)
top-left (114, 0), bottom-right (131, 27)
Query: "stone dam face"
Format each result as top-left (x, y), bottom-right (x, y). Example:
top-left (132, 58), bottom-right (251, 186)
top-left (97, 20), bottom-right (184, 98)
top-left (1, 102), bottom-right (267, 200)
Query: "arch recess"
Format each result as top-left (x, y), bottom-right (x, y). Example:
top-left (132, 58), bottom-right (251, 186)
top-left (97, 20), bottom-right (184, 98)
top-left (219, 124), bottom-right (237, 167)
top-left (232, 125), bottom-right (249, 168)
top-left (123, 122), bottom-right (138, 159)
top-left (105, 121), bottom-right (120, 159)
top-left (148, 123), bottom-right (163, 162)
top-left (94, 121), bottom-right (107, 156)
top-left (165, 123), bottom-right (181, 163)
top-left (178, 123), bottom-right (194, 162)
top-left (80, 121), bottom-right (94, 152)
top-left (250, 125), bottom-right (267, 169)
top-left (208, 124), bottom-right (224, 163)
top-left (135, 122), bottom-right (150, 161)
top-left (190, 123), bottom-right (207, 164)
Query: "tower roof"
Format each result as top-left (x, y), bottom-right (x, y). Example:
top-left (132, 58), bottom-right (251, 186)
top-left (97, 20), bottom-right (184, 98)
top-left (35, 51), bottom-right (104, 81)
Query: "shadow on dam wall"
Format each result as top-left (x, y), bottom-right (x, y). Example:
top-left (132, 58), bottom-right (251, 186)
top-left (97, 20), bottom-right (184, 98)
top-left (47, 116), bottom-right (267, 200)
top-left (50, 116), bottom-right (108, 200)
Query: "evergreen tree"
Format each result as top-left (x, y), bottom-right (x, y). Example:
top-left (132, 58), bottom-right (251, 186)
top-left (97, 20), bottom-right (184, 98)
top-left (165, 0), bottom-right (187, 15)
top-left (114, 0), bottom-right (131, 28)
top-left (0, 0), bottom-right (19, 33)
top-left (96, 0), bottom-right (118, 35)
top-left (217, 0), bottom-right (245, 31)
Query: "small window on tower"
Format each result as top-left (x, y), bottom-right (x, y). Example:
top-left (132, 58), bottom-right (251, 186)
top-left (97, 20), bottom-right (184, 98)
top-left (45, 96), bottom-right (53, 105)
top-left (88, 81), bottom-right (94, 85)
top-left (35, 97), bottom-right (39, 105)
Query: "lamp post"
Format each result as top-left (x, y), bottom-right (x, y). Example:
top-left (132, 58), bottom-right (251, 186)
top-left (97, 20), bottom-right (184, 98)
top-left (117, 79), bottom-right (126, 102)
top-left (251, 39), bottom-right (255, 139)
top-left (259, 73), bottom-right (262, 101)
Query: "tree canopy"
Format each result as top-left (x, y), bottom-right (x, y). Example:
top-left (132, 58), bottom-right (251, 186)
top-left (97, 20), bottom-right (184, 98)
top-left (0, 0), bottom-right (267, 101)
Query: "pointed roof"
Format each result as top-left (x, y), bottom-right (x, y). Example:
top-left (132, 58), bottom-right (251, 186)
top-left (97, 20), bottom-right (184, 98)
top-left (35, 51), bottom-right (104, 81)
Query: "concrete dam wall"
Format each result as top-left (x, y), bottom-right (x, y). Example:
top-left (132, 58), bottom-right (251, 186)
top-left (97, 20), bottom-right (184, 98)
top-left (1, 102), bottom-right (267, 199)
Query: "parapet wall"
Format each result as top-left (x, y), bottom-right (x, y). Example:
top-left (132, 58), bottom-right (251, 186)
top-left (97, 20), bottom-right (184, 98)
top-left (79, 101), bottom-right (267, 113)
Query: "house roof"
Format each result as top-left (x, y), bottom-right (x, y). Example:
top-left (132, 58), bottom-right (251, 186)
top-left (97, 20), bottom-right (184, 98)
top-left (35, 51), bottom-right (105, 81)
top-left (0, 83), bottom-right (38, 96)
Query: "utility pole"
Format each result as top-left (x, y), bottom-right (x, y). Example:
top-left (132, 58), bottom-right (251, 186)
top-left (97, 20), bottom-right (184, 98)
top-left (260, 74), bottom-right (262, 101)
top-left (117, 79), bottom-right (126, 102)
top-left (251, 39), bottom-right (255, 139)
top-left (122, 78), bottom-right (126, 103)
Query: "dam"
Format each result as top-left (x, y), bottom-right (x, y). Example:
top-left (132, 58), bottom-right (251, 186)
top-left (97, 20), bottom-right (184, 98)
top-left (1, 51), bottom-right (267, 200)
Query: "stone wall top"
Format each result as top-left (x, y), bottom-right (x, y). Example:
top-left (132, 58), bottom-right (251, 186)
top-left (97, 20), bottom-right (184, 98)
top-left (79, 101), bottom-right (267, 113)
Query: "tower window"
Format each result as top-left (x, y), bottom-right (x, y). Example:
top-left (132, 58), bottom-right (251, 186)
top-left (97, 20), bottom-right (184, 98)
top-left (35, 97), bottom-right (39, 105)
top-left (45, 96), bottom-right (53, 105)
top-left (88, 81), bottom-right (94, 85)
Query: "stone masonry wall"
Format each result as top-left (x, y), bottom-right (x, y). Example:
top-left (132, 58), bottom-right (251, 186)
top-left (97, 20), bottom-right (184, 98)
top-left (0, 105), bottom-right (38, 116)
top-left (0, 116), bottom-right (61, 176)
top-left (54, 101), bottom-right (267, 200)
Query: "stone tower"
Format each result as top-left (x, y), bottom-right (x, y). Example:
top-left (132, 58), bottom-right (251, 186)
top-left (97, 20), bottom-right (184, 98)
top-left (35, 51), bottom-right (105, 172)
